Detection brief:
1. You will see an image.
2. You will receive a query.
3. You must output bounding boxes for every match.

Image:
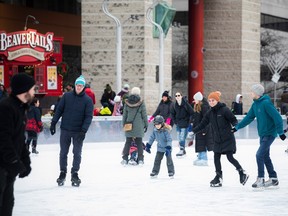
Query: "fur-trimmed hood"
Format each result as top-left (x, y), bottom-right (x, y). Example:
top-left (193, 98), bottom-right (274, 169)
top-left (125, 95), bottom-right (143, 107)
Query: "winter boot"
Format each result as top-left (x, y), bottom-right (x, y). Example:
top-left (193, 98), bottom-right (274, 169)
top-left (210, 172), bottom-right (223, 187)
top-left (264, 178), bottom-right (279, 188)
top-left (57, 171), bottom-right (66, 186)
top-left (71, 172), bottom-right (81, 187)
top-left (252, 177), bottom-right (265, 188)
top-left (237, 168), bottom-right (249, 185)
top-left (176, 147), bottom-right (186, 157)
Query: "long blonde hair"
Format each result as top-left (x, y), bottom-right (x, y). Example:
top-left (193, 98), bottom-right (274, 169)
top-left (194, 101), bottom-right (202, 113)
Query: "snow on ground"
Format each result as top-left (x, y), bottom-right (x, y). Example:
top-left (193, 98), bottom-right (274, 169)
top-left (14, 139), bottom-right (288, 216)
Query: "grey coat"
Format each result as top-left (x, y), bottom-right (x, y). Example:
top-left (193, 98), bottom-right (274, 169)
top-left (122, 95), bottom-right (148, 138)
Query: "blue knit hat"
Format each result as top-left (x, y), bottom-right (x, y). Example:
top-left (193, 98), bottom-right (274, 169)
top-left (75, 75), bottom-right (86, 86)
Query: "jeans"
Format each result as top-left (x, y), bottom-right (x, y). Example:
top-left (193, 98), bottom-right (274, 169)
top-left (256, 135), bottom-right (277, 178)
top-left (59, 129), bottom-right (84, 173)
top-left (176, 125), bottom-right (188, 148)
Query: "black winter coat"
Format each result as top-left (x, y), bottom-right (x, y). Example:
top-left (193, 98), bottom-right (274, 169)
top-left (193, 102), bottom-right (237, 154)
top-left (192, 99), bottom-right (214, 152)
top-left (152, 99), bottom-right (174, 126)
top-left (171, 98), bottom-right (194, 128)
top-left (0, 95), bottom-right (31, 177)
top-left (52, 89), bottom-right (94, 133)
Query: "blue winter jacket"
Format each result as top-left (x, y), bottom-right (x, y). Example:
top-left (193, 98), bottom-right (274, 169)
top-left (235, 95), bottom-right (284, 137)
top-left (52, 89), bottom-right (94, 132)
top-left (147, 124), bottom-right (172, 153)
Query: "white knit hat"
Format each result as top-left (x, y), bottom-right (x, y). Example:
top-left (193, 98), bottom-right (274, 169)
top-left (193, 91), bottom-right (203, 101)
top-left (251, 84), bottom-right (264, 96)
top-left (131, 87), bottom-right (140, 95)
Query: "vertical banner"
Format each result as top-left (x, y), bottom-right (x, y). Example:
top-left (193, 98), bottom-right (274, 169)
top-left (47, 66), bottom-right (57, 90)
top-left (0, 65), bottom-right (3, 84)
top-left (188, 0), bottom-right (204, 103)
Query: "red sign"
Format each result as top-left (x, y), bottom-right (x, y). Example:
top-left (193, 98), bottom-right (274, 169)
top-left (0, 29), bottom-right (54, 62)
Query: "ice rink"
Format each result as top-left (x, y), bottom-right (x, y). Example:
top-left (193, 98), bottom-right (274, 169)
top-left (13, 138), bottom-right (288, 216)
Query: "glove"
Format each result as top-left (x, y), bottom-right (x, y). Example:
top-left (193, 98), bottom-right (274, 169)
top-left (148, 116), bottom-right (154, 123)
top-left (144, 127), bottom-right (147, 133)
top-left (280, 134), bottom-right (286, 141)
top-left (165, 118), bottom-right (171, 125)
top-left (145, 143), bottom-right (151, 153)
top-left (79, 131), bottom-right (86, 141)
top-left (165, 146), bottom-right (171, 156)
top-left (8, 160), bottom-right (26, 178)
top-left (50, 122), bottom-right (56, 135)
top-left (231, 127), bottom-right (237, 133)
top-left (19, 164), bottom-right (31, 178)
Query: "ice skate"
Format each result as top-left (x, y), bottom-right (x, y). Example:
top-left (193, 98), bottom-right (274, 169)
top-left (252, 177), bottom-right (264, 188)
top-left (264, 178), bottom-right (279, 189)
top-left (121, 159), bottom-right (128, 166)
top-left (71, 172), bottom-right (81, 187)
top-left (176, 148), bottom-right (186, 158)
top-left (210, 172), bottom-right (222, 187)
top-left (57, 171), bottom-right (66, 186)
top-left (32, 148), bottom-right (39, 154)
top-left (285, 148), bottom-right (288, 153)
top-left (150, 172), bottom-right (158, 179)
top-left (128, 159), bottom-right (137, 166)
top-left (237, 168), bottom-right (249, 185)
top-left (168, 172), bottom-right (174, 179)
top-left (138, 160), bottom-right (144, 166)
top-left (193, 159), bottom-right (208, 166)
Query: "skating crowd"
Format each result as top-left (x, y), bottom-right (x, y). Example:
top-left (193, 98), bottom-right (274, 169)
top-left (0, 73), bottom-right (287, 216)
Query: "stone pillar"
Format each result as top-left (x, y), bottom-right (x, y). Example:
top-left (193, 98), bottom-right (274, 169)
top-left (204, 0), bottom-right (260, 112)
top-left (82, 0), bottom-right (173, 114)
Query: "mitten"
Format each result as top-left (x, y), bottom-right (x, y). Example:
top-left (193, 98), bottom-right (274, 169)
top-left (280, 134), bottom-right (286, 141)
top-left (19, 164), bottom-right (31, 178)
top-left (231, 127), bottom-right (237, 133)
top-left (145, 143), bottom-right (151, 153)
top-left (79, 131), bottom-right (86, 141)
top-left (144, 127), bottom-right (147, 133)
top-left (165, 146), bottom-right (172, 156)
top-left (50, 122), bottom-right (56, 135)
top-left (165, 118), bottom-right (171, 125)
top-left (148, 116), bottom-right (154, 123)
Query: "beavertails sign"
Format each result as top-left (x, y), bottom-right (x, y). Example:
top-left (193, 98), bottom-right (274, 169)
top-left (0, 29), bottom-right (54, 62)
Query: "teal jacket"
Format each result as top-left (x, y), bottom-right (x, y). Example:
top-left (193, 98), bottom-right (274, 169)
top-left (235, 95), bottom-right (284, 137)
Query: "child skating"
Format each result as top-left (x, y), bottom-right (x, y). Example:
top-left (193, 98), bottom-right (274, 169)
top-left (145, 115), bottom-right (175, 178)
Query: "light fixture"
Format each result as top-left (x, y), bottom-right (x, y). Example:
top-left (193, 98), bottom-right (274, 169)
top-left (24, 15), bottom-right (39, 31)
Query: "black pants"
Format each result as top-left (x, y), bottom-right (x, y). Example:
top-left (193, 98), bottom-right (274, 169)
top-left (0, 167), bottom-right (15, 216)
top-left (214, 152), bottom-right (242, 174)
top-left (26, 130), bottom-right (38, 149)
top-left (152, 152), bottom-right (175, 175)
top-left (122, 137), bottom-right (143, 161)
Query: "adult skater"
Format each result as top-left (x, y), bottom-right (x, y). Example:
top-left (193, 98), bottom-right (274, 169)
top-left (50, 75), bottom-right (93, 187)
top-left (233, 84), bottom-right (286, 188)
top-left (192, 91), bottom-right (248, 187)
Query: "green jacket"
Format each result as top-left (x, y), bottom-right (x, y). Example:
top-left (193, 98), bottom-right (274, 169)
top-left (122, 95), bottom-right (148, 138)
top-left (235, 95), bottom-right (284, 137)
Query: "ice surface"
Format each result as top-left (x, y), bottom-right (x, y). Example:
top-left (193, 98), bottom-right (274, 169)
top-left (14, 139), bottom-right (288, 216)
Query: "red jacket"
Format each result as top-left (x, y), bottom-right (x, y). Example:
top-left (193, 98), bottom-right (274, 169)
top-left (85, 88), bottom-right (96, 105)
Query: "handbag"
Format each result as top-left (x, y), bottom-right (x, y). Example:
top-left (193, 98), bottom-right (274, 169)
top-left (123, 105), bottom-right (141, 132)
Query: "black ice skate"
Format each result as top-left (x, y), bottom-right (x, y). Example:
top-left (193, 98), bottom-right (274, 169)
top-left (210, 172), bottom-right (223, 187)
top-left (71, 172), bottom-right (81, 187)
top-left (57, 171), bottom-right (66, 186)
top-left (32, 148), bottom-right (39, 154)
top-left (176, 148), bottom-right (186, 158)
top-left (150, 172), bottom-right (158, 179)
top-left (238, 168), bottom-right (249, 185)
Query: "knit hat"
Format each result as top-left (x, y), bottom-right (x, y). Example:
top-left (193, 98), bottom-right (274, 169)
top-left (208, 91), bottom-right (221, 102)
top-left (11, 73), bottom-right (35, 95)
top-left (162, 91), bottom-right (169, 97)
top-left (131, 87), bottom-right (141, 95)
top-left (105, 84), bottom-right (112, 92)
top-left (123, 84), bottom-right (130, 90)
top-left (251, 84), bottom-right (264, 96)
top-left (75, 75), bottom-right (86, 86)
top-left (193, 92), bottom-right (203, 101)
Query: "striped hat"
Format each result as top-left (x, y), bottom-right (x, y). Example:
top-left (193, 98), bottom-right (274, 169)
top-left (75, 75), bottom-right (86, 86)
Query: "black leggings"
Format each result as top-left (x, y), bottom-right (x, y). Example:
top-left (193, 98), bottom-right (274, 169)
top-left (214, 152), bottom-right (242, 174)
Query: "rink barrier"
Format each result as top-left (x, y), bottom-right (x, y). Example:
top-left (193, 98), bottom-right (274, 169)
top-left (39, 115), bottom-right (287, 144)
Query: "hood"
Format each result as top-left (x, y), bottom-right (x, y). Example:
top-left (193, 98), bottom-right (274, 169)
top-left (235, 94), bottom-right (242, 103)
top-left (125, 94), bottom-right (142, 107)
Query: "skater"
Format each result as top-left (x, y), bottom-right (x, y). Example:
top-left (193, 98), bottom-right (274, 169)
top-left (145, 115), bottom-right (175, 178)
top-left (121, 87), bottom-right (148, 166)
top-left (191, 92), bottom-right (213, 166)
top-left (170, 92), bottom-right (194, 157)
top-left (148, 91), bottom-right (174, 126)
top-left (0, 73), bottom-right (35, 216)
top-left (233, 84), bottom-right (286, 188)
top-left (50, 75), bottom-right (93, 186)
top-left (25, 97), bottom-right (43, 154)
top-left (192, 91), bottom-right (248, 187)
top-left (231, 94), bottom-right (243, 115)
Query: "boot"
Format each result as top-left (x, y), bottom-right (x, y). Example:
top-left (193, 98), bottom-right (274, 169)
top-left (210, 171), bottom-right (223, 187)
top-left (237, 168), bottom-right (249, 185)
